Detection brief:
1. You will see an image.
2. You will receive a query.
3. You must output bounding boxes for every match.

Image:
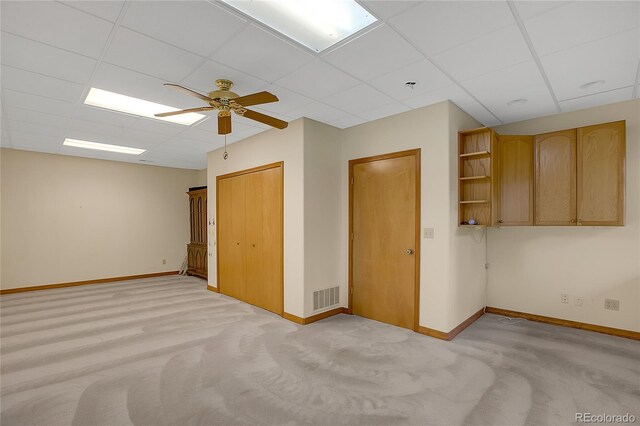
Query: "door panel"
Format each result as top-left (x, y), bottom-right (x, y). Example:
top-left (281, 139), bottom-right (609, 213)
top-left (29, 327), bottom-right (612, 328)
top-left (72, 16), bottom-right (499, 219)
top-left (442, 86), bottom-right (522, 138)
top-left (351, 152), bottom-right (418, 330)
top-left (497, 135), bottom-right (533, 225)
top-left (218, 174), bottom-right (247, 301)
top-left (245, 167), bottom-right (283, 314)
top-left (534, 129), bottom-right (576, 225)
top-left (577, 121), bottom-right (625, 225)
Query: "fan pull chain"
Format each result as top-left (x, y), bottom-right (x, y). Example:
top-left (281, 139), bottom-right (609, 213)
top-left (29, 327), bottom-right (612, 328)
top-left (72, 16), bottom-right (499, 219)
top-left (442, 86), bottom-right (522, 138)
top-left (223, 134), bottom-right (228, 160)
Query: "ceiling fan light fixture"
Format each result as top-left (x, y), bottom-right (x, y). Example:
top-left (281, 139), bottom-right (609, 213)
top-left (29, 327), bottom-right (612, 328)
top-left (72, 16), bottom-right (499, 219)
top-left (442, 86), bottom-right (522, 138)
top-left (84, 88), bottom-right (206, 126)
top-left (63, 138), bottom-right (146, 155)
top-left (219, 0), bottom-right (377, 52)
top-left (579, 80), bottom-right (605, 90)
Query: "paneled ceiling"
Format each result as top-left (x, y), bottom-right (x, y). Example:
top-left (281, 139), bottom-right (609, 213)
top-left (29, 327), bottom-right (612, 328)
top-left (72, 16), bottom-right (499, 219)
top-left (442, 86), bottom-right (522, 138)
top-left (1, 1), bottom-right (638, 169)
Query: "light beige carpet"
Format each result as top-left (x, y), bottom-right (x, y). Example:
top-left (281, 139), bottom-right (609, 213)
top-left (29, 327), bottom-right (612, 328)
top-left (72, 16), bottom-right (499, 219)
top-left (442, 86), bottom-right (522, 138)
top-left (1, 275), bottom-right (638, 425)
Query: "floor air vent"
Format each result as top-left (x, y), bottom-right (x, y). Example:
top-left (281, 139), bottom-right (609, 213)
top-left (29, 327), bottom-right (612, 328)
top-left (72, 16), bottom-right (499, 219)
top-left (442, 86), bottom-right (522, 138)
top-left (313, 286), bottom-right (339, 311)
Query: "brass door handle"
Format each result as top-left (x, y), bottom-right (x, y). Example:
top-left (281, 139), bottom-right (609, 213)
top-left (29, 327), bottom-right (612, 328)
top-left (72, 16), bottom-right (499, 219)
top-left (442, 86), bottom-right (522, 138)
top-left (406, 249), bottom-right (414, 255)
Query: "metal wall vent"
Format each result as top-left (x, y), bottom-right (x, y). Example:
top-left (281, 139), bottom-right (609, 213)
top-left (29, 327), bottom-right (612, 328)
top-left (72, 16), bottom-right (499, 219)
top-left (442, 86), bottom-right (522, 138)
top-left (313, 286), bottom-right (339, 311)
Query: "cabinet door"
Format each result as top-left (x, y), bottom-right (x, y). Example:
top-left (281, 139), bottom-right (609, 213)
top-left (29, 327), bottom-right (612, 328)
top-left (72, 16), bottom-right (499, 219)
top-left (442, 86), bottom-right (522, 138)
top-left (534, 130), bottom-right (576, 225)
top-left (577, 121), bottom-right (625, 226)
top-left (497, 135), bottom-right (533, 225)
top-left (217, 175), bottom-right (247, 301)
top-left (244, 166), bottom-right (283, 314)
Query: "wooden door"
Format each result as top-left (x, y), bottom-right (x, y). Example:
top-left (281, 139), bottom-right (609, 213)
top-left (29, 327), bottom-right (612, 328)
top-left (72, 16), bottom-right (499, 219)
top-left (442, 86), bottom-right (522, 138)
top-left (217, 174), bottom-right (247, 301)
top-left (577, 121), bottom-right (625, 226)
top-left (244, 166), bottom-right (283, 314)
top-left (497, 135), bottom-right (533, 225)
top-left (350, 150), bottom-right (420, 330)
top-left (534, 129), bottom-right (576, 225)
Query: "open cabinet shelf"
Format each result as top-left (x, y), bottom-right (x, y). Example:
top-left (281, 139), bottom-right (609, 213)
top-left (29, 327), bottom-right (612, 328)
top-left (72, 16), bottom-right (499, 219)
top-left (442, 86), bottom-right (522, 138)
top-left (458, 128), bottom-right (497, 227)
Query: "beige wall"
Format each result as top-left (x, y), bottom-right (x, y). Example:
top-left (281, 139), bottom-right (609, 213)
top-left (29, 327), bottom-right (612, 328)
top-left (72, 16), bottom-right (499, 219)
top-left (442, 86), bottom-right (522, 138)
top-left (340, 101), bottom-right (484, 332)
top-left (448, 102), bottom-right (486, 329)
top-left (207, 119), bottom-right (305, 317)
top-left (1, 148), bottom-right (199, 289)
top-left (303, 119), bottom-right (342, 316)
top-left (195, 168), bottom-right (207, 186)
top-left (488, 99), bottom-right (640, 332)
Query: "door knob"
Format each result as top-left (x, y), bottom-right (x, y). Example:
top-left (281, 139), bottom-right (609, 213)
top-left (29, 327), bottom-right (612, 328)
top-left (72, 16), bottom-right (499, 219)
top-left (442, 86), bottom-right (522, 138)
top-left (406, 249), bottom-right (414, 255)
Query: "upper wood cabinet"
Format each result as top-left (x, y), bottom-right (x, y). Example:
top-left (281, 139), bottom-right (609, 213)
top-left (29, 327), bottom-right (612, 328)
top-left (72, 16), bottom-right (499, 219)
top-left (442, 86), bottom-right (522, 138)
top-left (534, 129), bottom-right (577, 225)
top-left (577, 121), bottom-right (625, 226)
top-left (496, 135), bottom-right (533, 225)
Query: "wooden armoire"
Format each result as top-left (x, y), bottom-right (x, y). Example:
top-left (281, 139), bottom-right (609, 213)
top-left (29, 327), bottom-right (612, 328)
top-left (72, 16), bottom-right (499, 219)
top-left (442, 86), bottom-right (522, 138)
top-left (216, 162), bottom-right (283, 314)
top-left (187, 186), bottom-right (207, 279)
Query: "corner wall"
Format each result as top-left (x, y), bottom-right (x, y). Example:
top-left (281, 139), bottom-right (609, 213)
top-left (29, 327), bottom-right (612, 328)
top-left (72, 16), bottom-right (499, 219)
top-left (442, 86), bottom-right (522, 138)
top-left (207, 119), bottom-right (305, 317)
top-left (303, 119), bottom-right (342, 317)
top-left (487, 99), bottom-right (640, 332)
top-left (339, 101), bottom-right (481, 332)
top-left (1, 148), bottom-right (199, 289)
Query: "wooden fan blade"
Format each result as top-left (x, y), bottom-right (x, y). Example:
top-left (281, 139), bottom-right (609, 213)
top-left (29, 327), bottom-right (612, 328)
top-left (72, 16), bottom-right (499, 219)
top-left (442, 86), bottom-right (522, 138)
top-left (232, 91), bottom-right (279, 107)
top-left (218, 113), bottom-right (231, 135)
top-left (155, 106), bottom-right (214, 117)
top-left (163, 83), bottom-right (216, 103)
top-left (240, 109), bottom-right (288, 129)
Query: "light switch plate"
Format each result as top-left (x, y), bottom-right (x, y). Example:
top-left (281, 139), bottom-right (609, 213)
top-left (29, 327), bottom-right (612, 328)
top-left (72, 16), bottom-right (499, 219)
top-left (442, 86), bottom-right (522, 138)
top-left (424, 228), bottom-right (434, 239)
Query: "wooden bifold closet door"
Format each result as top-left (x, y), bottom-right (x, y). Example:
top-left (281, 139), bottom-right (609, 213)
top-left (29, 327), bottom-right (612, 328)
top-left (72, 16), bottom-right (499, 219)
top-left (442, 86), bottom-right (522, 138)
top-left (216, 162), bottom-right (283, 315)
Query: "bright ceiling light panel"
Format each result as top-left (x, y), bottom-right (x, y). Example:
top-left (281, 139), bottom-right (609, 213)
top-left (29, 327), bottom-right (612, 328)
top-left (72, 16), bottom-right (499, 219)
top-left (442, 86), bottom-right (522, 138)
top-left (63, 138), bottom-right (146, 155)
top-left (220, 0), bottom-right (378, 52)
top-left (84, 88), bottom-right (206, 125)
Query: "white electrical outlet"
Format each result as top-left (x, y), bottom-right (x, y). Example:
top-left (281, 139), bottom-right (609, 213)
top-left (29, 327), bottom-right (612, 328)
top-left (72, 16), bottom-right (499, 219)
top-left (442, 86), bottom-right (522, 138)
top-left (604, 299), bottom-right (620, 311)
top-left (575, 296), bottom-right (584, 307)
top-left (162, 259), bottom-right (166, 265)
top-left (561, 293), bottom-right (569, 304)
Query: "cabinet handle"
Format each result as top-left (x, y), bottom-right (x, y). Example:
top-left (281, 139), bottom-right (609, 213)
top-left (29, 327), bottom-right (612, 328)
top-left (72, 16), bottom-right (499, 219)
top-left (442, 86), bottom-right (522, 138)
top-left (570, 219), bottom-right (575, 223)
top-left (498, 220), bottom-right (504, 223)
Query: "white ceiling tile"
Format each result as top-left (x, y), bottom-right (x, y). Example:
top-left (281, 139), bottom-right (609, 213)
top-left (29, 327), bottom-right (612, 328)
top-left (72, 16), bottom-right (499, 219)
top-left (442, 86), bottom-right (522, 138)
top-left (256, 84), bottom-right (313, 116)
top-left (488, 90), bottom-right (558, 124)
top-left (456, 102), bottom-right (502, 127)
top-left (91, 63), bottom-right (196, 108)
top-left (6, 119), bottom-right (66, 139)
top-left (181, 59), bottom-right (267, 96)
top-left (369, 59), bottom-right (454, 101)
top-left (294, 102), bottom-right (345, 122)
top-left (178, 126), bottom-right (226, 144)
top-left (322, 84), bottom-right (393, 114)
top-left (75, 105), bottom-right (140, 128)
top-left (1, 127), bottom-right (12, 148)
top-left (432, 25), bottom-right (532, 82)
top-left (389, 1), bottom-right (514, 56)
top-left (59, 1), bottom-right (125, 22)
top-left (322, 24), bottom-right (423, 81)
top-left (4, 107), bottom-right (72, 130)
top-left (559, 87), bottom-right (634, 113)
top-left (541, 28), bottom-right (639, 100)
top-left (130, 117), bottom-right (191, 136)
top-left (524, 1), bottom-right (640, 56)
top-left (1, 89), bottom-right (78, 117)
top-left (9, 130), bottom-right (62, 153)
top-left (462, 61), bottom-right (546, 98)
top-left (103, 27), bottom-right (203, 82)
top-left (326, 114), bottom-right (367, 129)
top-left (274, 59), bottom-right (360, 99)
top-left (361, 1), bottom-right (421, 20)
top-left (212, 25), bottom-right (314, 82)
top-left (117, 128), bottom-right (174, 148)
top-left (1, 1), bottom-right (113, 58)
top-left (514, 1), bottom-right (572, 20)
top-left (67, 118), bottom-right (129, 139)
top-left (1, 33), bottom-right (97, 84)
top-left (358, 102), bottom-right (410, 121)
top-left (402, 85), bottom-right (476, 110)
top-left (1, 65), bottom-right (85, 103)
top-left (122, 1), bottom-right (246, 56)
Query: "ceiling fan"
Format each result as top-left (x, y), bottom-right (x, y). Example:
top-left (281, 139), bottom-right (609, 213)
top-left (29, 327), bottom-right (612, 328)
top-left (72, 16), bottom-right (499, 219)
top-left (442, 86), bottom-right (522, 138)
top-left (155, 79), bottom-right (288, 135)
